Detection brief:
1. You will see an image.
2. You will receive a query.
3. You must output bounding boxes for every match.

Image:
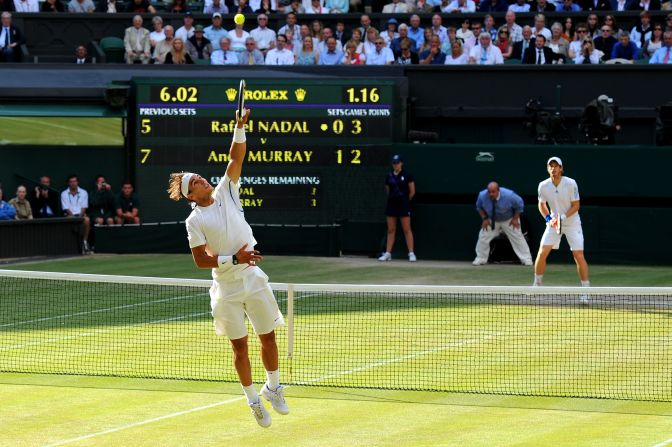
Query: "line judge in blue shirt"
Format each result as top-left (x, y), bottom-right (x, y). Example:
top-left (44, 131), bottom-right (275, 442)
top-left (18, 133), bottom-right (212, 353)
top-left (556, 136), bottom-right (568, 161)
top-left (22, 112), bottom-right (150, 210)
top-left (473, 181), bottom-right (533, 266)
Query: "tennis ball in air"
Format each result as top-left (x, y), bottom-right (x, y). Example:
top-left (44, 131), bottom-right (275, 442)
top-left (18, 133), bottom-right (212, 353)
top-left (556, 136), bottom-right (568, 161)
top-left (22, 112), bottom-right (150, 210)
top-left (234, 13), bottom-right (245, 25)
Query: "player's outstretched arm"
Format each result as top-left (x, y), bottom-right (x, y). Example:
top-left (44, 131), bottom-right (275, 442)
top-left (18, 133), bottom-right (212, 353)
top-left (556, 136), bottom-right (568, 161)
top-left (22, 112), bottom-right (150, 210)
top-left (226, 108), bottom-right (251, 184)
top-left (190, 243), bottom-right (263, 269)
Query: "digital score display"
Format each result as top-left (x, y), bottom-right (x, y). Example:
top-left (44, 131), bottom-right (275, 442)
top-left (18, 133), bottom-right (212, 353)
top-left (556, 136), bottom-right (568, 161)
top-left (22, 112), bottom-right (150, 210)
top-left (132, 78), bottom-right (399, 224)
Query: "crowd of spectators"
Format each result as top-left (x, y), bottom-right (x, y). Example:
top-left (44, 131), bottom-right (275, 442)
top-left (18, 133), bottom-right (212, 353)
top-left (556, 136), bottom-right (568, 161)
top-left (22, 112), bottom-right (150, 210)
top-left (1, 0), bottom-right (672, 64)
top-left (0, 175), bottom-right (141, 252)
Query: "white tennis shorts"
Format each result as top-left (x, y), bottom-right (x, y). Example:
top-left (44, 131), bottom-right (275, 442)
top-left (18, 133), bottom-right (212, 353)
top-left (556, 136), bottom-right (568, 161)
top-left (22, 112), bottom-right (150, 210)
top-left (540, 220), bottom-right (585, 251)
top-left (209, 267), bottom-right (285, 340)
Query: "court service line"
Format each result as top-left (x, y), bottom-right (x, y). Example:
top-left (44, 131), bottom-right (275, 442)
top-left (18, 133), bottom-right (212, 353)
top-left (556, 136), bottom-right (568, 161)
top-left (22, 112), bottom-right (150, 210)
top-left (297, 332), bottom-right (502, 385)
top-left (1, 312), bottom-right (210, 351)
top-left (2, 293), bottom-right (208, 329)
top-left (41, 332), bottom-right (499, 446)
top-left (652, 437), bottom-right (672, 447)
top-left (42, 396), bottom-right (246, 447)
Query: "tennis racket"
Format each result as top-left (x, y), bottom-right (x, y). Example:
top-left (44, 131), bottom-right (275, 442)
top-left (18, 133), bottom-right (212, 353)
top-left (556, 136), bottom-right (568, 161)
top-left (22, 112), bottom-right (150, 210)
top-left (237, 79), bottom-right (246, 119)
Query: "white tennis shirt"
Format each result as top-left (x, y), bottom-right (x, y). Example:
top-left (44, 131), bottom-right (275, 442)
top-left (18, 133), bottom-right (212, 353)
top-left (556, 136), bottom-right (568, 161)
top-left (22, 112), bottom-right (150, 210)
top-left (538, 176), bottom-right (581, 224)
top-left (185, 175), bottom-right (257, 282)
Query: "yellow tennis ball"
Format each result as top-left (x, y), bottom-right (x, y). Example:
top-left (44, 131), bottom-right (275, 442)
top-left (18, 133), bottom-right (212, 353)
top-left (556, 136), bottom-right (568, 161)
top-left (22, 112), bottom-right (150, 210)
top-left (234, 13), bottom-right (245, 25)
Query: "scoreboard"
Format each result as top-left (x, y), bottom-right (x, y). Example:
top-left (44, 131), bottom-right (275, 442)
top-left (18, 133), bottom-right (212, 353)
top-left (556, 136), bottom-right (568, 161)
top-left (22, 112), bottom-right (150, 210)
top-left (131, 78), bottom-right (402, 224)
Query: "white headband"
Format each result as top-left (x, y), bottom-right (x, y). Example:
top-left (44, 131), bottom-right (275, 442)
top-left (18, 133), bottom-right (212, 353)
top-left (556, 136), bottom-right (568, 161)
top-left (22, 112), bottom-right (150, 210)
top-left (181, 172), bottom-right (195, 198)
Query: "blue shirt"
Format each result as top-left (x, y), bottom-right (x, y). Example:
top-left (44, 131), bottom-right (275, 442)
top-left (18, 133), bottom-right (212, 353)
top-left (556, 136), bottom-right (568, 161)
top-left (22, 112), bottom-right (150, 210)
top-left (0, 200), bottom-right (16, 220)
top-left (476, 187), bottom-right (524, 222)
top-left (204, 26), bottom-right (229, 51)
top-left (318, 49), bottom-right (343, 65)
top-left (419, 49), bottom-right (446, 64)
top-left (649, 46), bottom-right (672, 64)
top-left (407, 27), bottom-right (424, 52)
top-left (611, 42), bottom-right (638, 60)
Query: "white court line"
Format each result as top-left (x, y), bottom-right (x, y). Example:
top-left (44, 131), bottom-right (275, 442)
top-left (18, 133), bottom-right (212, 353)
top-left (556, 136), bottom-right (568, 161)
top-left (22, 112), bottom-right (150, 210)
top-left (652, 437), bottom-right (672, 447)
top-left (42, 396), bottom-right (246, 447)
top-left (40, 332), bottom-right (500, 445)
top-left (2, 293), bottom-right (207, 328)
top-left (296, 332), bottom-right (502, 385)
top-left (1, 312), bottom-right (210, 351)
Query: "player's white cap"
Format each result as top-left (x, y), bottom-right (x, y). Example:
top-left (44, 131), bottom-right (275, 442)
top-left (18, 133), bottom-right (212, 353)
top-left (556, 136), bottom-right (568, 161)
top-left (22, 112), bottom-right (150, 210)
top-left (547, 156), bottom-right (563, 166)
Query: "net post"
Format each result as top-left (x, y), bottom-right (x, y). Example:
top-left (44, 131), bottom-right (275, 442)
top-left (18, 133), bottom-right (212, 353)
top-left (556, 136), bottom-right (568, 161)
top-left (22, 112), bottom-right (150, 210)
top-left (286, 283), bottom-right (294, 380)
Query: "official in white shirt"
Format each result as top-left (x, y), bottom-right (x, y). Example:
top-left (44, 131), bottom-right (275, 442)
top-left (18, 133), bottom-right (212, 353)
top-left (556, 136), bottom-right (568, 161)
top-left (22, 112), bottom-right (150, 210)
top-left (533, 157), bottom-right (591, 297)
top-left (167, 109), bottom-right (288, 428)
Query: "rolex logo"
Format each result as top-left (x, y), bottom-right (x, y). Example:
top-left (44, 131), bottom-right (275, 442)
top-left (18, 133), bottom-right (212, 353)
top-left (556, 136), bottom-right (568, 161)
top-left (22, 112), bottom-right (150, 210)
top-left (294, 88), bottom-right (306, 102)
top-left (225, 88), bottom-right (238, 102)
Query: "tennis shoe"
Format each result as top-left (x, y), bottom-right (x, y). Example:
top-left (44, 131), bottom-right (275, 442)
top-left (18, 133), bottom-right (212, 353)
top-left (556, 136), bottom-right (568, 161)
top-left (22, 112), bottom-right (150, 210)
top-left (580, 294), bottom-right (591, 306)
top-left (408, 252), bottom-right (417, 262)
top-left (249, 399), bottom-right (272, 427)
top-left (378, 252), bottom-right (392, 262)
top-left (522, 259), bottom-right (533, 266)
top-left (261, 383), bottom-right (289, 415)
top-left (472, 259), bottom-right (487, 266)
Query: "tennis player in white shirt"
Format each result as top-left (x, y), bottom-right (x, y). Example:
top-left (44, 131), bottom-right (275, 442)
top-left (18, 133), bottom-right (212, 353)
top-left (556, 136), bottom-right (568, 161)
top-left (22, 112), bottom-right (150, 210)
top-left (534, 157), bottom-right (591, 297)
top-left (167, 108), bottom-right (288, 428)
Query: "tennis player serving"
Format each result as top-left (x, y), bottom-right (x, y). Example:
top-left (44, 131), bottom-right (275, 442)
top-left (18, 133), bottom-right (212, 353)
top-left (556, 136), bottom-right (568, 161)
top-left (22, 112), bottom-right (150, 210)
top-left (167, 107), bottom-right (288, 428)
top-left (533, 157), bottom-right (591, 301)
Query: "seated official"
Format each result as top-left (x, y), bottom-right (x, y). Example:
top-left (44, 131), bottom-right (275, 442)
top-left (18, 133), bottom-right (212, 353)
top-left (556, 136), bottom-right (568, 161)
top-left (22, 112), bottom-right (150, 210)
top-left (8, 185), bottom-right (32, 219)
top-left (89, 176), bottom-right (115, 225)
top-left (473, 181), bottom-right (533, 266)
top-left (115, 181), bottom-right (141, 225)
top-left (0, 188), bottom-right (17, 221)
top-left (31, 175), bottom-right (61, 218)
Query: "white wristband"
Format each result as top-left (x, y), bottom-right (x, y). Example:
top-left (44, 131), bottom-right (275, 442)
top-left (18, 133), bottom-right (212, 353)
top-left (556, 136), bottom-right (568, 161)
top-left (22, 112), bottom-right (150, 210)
top-left (217, 255), bottom-right (232, 267)
top-left (232, 126), bottom-right (246, 144)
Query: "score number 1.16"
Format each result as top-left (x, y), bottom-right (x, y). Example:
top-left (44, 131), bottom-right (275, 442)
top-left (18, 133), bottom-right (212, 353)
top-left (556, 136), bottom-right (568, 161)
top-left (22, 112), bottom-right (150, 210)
top-left (345, 87), bottom-right (380, 104)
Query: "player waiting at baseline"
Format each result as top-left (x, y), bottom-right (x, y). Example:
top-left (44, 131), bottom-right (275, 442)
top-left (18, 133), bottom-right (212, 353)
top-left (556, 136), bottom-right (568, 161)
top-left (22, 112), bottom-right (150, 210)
top-left (534, 157), bottom-right (591, 297)
top-left (473, 182), bottom-right (533, 266)
top-left (378, 154), bottom-right (417, 262)
top-left (167, 108), bottom-right (288, 428)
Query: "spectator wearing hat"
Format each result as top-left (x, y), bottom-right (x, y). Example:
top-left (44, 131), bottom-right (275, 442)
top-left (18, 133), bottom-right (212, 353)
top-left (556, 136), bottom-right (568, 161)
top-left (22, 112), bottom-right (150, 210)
top-left (175, 11), bottom-right (195, 43)
top-left (250, 14), bottom-right (276, 55)
top-left (188, 25), bottom-right (213, 60)
top-left (205, 12), bottom-right (229, 51)
top-left (381, 18), bottom-right (399, 45)
top-left (382, 0), bottom-right (409, 12)
top-left (203, 0), bottom-right (228, 13)
top-left (378, 155), bottom-right (416, 263)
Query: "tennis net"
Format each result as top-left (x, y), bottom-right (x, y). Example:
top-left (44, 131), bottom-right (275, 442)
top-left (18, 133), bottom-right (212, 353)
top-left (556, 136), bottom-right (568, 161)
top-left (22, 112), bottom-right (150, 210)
top-left (1, 269), bottom-right (671, 401)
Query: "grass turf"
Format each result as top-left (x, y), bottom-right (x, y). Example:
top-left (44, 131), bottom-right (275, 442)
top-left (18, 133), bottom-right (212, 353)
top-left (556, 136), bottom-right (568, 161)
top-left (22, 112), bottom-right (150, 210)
top-left (0, 117), bottom-right (123, 146)
top-left (2, 255), bottom-right (672, 446)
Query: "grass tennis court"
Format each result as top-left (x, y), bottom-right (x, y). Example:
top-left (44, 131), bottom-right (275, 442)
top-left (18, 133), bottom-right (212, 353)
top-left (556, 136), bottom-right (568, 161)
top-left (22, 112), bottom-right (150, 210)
top-left (2, 255), bottom-right (672, 446)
